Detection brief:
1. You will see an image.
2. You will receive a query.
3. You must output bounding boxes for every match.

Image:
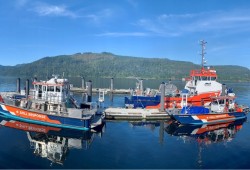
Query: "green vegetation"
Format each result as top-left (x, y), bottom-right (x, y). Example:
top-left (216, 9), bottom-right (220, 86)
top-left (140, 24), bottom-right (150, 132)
top-left (0, 52), bottom-right (249, 81)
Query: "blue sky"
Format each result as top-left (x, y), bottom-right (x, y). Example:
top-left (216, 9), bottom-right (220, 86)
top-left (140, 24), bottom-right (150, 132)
top-left (1, 0), bottom-right (250, 68)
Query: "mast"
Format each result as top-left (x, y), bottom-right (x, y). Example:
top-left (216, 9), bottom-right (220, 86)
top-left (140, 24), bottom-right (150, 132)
top-left (200, 40), bottom-right (207, 69)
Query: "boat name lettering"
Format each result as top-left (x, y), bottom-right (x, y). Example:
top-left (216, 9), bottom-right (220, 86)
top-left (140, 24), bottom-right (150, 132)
top-left (19, 110), bottom-right (46, 119)
top-left (208, 114), bottom-right (227, 119)
top-left (16, 123), bottom-right (46, 133)
top-left (207, 124), bottom-right (228, 130)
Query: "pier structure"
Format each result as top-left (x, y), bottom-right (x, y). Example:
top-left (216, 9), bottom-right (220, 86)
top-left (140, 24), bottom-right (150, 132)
top-left (70, 77), bottom-right (159, 94)
top-left (70, 87), bottom-right (131, 94)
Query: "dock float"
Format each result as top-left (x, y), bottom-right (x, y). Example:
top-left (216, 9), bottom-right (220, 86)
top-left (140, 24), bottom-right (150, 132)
top-left (104, 108), bottom-right (170, 120)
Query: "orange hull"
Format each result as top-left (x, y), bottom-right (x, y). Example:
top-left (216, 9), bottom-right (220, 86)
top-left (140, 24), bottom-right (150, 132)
top-left (146, 91), bottom-right (220, 109)
top-left (0, 120), bottom-right (61, 133)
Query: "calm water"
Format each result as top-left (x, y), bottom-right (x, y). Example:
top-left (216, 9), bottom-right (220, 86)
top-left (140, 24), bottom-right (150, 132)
top-left (0, 76), bottom-right (250, 169)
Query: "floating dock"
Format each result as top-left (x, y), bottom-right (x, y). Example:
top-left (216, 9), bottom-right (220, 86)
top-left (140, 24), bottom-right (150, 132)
top-left (103, 82), bottom-right (170, 120)
top-left (104, 108), bottom-right (170, 120)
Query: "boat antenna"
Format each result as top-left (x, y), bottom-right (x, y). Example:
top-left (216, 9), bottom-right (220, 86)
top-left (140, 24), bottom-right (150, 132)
top-left (200, 40), bottom-right (207, 69)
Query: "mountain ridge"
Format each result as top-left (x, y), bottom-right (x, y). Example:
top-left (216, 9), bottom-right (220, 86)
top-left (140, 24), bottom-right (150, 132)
top-left (0, 52), bottom-right (249, 82)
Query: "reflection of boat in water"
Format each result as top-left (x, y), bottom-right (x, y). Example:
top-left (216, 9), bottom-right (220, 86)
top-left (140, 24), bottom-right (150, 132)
top-left (0, 116), bottom-right (105, 165)
top-left (0, 75), bottom-right (104, 130)
top-left (165, 118), bottom-right (246, 168)
top-left (165, 118), bottom-right (246, 144)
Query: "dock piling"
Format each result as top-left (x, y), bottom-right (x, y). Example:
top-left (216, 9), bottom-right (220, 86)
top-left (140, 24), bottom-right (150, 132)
top-left (110, 78), bottom-right (114, 93)
top-left (25, 79), bottom-right (30, 98)
top-left (81, 77), bottom-right (85, 89)
top-left (139, 79), bottom-right (143, 95)
top-left (16, 78), bottom-right (20, 93)
top-left (86, 80), bottom-right (92, 102)
top-left (160, 82), bottom-right (165, 112)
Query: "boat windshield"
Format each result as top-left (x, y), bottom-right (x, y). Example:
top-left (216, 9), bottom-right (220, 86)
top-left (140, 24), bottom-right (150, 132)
top-left (212, 99), bottom-right (234, 105)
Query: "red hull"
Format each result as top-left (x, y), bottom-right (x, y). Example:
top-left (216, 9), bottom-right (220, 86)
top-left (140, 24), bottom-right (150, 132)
top-left (0, 120), bottom-right (61, 133)
top-left (146, 91), bottom-right (220, 109)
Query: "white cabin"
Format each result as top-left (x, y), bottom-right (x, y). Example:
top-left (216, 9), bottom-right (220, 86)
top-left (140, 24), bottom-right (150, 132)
top-left (32, 75), bottom-right (70, 104)
top-left (184, 68), bottom-right (222, 96)
top-left (210, 96), bottom-right (235, 113)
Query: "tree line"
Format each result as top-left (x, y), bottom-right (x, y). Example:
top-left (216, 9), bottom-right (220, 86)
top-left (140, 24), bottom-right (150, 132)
top-left (0, 52), bottom-right (249, 82)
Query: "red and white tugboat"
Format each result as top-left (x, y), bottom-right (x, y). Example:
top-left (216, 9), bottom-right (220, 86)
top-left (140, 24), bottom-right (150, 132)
top-left (147, 40), bottom-right (226, 109)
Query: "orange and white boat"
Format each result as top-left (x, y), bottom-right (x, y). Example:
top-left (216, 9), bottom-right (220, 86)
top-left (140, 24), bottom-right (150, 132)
top-left (146, 40), bottom-right (229, 109)
top-left (0, 75), bottom-right (104, 131)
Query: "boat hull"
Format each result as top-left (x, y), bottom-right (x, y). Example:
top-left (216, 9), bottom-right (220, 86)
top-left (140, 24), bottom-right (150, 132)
top-left (165, 91), bottom-right (219, 108)
top-left (146, 91), bottom-right (220, 109)
top-left (0, 104), bottom-right (90, 131)
top-left (166, 118), bottom-right (246, 136)
top-left (125, 95), bottom-right (161, 108)
top-left (172, 112), bottom-right (246, 125)
top-left (0, 116), bottom-right (95, 139)
top-left (126, 91), bottom-right (220, 109)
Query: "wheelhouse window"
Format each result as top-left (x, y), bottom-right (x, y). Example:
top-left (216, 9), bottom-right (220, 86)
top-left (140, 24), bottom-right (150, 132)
top-left (34, 85), bottom-right (38, 91)
top-left (211, 77), bottom-right (216, 81)
top-left (56, 86), bottom-right (61, 92)
top-left (201, 76), bottom-right (208, 80)
top-left (219, 100), bottom-right (225, 104)
top-left (43, 86), bottom-right (47, 92)
top-left (38, 85), bottom-right (42, 91)
top-left (47, 86), bottom-right (55, 92)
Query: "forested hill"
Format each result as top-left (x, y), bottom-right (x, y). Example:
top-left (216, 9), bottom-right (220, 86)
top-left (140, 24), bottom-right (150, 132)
top-left (0, 52), bottom-right (249, 81)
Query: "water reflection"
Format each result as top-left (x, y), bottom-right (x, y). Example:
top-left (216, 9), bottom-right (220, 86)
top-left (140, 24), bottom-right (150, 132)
top-left (127, 119), bottom-right (247, 146)
top-left (0, 116), bottom-right (105, 165)
top-left (165, 118), bottom-right (246, 144)
top-left (128, 120), bottom-right (168, 145)
top-left (165, 119), bottom-right (247, 168)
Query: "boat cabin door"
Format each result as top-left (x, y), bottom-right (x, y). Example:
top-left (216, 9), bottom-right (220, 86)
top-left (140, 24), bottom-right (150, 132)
top-left (34, 84), bottom-right (42, 100)
top-left (181, 93), bottom-right (188, 108)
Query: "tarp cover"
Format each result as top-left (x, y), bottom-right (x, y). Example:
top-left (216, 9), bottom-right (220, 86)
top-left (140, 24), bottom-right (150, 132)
top-left (181, 89), bottom-right (189, 94)
top-left (13, 94), bottom-right (26, 100)
top-left (181, 106), bottom-right (209, 114)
